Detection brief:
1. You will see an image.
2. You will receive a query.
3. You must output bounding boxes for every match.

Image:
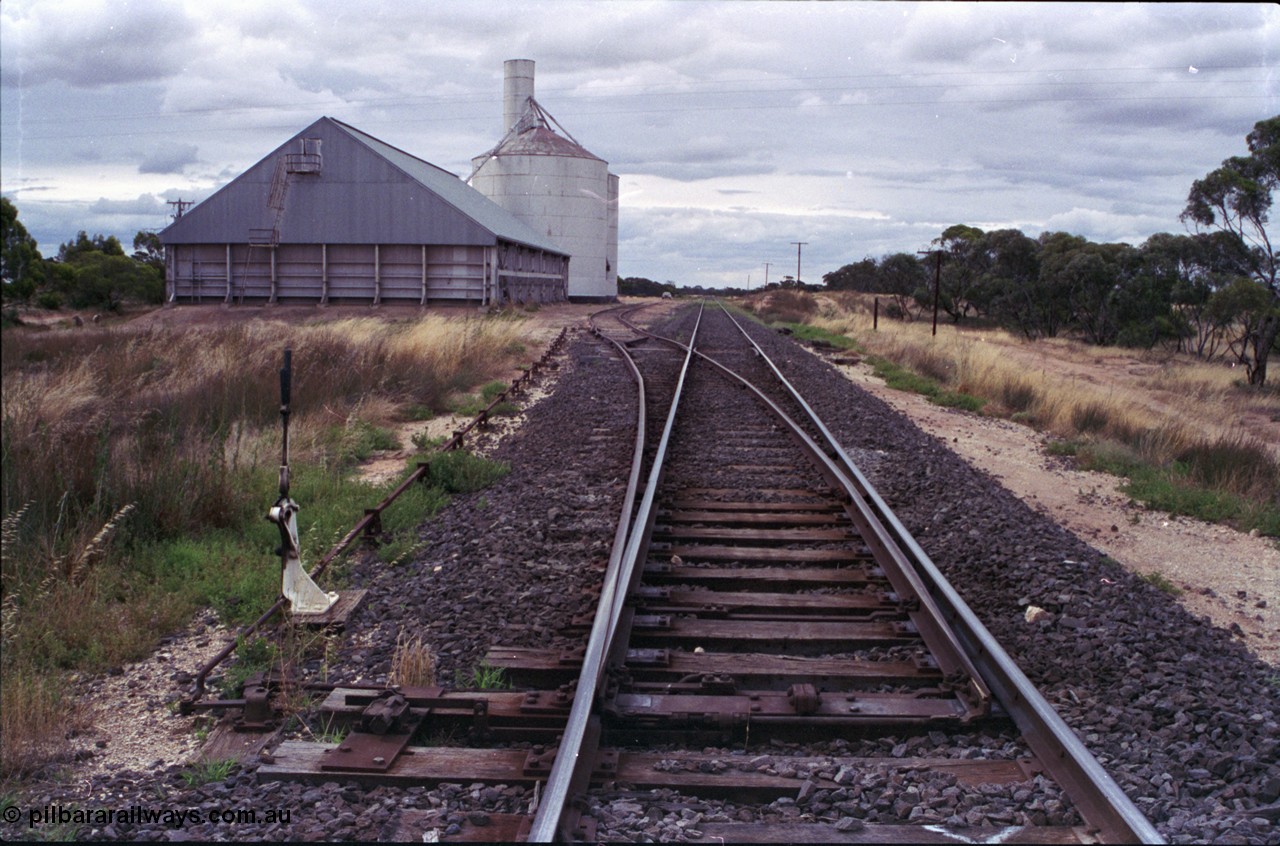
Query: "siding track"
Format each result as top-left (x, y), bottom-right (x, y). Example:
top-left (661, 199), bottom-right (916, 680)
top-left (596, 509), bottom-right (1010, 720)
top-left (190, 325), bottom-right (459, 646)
top-left (262, 302), bottom-right (1162, 844)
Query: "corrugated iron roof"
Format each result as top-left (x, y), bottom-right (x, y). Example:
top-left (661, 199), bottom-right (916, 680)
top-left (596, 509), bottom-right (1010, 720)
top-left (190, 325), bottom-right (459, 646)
top-left (490, 125), bottom-right (603, 161)
top-left (330, 118), bottom-right (567, 254)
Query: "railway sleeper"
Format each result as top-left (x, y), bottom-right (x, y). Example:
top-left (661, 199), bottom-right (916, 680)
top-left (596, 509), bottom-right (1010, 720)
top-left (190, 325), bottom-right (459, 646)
top-left (260, 745), bottom-right (1050, 808)
top-left (484, 646), bottom-right (945, 691)
top-left (603, 688), bottom-right (977, 730)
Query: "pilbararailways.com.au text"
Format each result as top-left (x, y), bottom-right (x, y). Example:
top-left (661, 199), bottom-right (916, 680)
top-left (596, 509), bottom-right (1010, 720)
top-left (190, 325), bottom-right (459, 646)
top-left (18, 804), bottom-right (293, 829)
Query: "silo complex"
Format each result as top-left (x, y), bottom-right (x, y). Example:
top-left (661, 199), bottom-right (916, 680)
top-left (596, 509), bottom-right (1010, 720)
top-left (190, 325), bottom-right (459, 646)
top-left (471, 60), bottom-right (619, 301)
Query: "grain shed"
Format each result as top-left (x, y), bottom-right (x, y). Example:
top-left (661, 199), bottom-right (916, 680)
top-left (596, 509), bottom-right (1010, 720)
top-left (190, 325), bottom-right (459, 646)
top-left (470, 60), bottom-right (619, 302)
top-left (160, 116), bottom-right (569, 305)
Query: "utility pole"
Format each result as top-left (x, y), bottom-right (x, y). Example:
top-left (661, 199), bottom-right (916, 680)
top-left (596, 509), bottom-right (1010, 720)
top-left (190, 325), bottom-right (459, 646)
top-left (917, 249), bottom-right (943, 337)
top-left (790, 242), bottom-right (807, 286)
top-left (763, 262), bottom-right (771, 289)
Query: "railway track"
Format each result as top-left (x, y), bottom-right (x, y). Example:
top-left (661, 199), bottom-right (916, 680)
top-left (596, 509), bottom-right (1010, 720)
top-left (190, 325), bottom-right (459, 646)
top-left (260, 301), bottom-right (1162, 843)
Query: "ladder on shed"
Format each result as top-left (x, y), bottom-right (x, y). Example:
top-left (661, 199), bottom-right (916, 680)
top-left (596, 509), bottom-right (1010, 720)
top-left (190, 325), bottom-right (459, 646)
top-left (241, 157), bottom-right (291, 303)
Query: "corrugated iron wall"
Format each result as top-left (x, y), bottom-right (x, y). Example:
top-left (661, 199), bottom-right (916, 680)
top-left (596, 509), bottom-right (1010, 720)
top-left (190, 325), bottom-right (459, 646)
top-left (169, 242), bottom-right (565, 305)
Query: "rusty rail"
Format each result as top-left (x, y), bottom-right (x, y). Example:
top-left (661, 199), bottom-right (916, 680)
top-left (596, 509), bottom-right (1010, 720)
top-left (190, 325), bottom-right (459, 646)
top-left (712, 302), bottom-right (1162, 844)
top-left (182, 327), bottom-right (571, 711)
top-left (529, 303), bottom-right (701, 841)
top-left (533, 302), bottom-right (1160, 844)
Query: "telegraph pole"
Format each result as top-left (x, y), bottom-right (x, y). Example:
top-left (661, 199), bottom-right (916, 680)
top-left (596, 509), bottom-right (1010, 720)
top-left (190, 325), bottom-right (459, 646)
top-left (790, 242), bottom-right (807, 286)
top-left (763, 262), bottom-right (771, 289)
top-left (917, 249), bottom-right (943, 337)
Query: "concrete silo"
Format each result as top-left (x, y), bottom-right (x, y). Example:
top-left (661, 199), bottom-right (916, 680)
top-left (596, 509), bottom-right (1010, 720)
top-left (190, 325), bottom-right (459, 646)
top-left (470, 60), bottom-right (619, 301)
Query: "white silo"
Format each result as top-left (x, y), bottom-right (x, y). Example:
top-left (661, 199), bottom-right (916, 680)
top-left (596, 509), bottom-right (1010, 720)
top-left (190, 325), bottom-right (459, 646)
top-left (470, 59), bottom-right (618, 301)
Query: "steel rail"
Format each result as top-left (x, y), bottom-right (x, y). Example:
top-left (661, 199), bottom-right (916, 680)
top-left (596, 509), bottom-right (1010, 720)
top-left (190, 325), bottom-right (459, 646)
top-left (528, 303), bottom-right (702, 841)
top-left (712, 302), bottom-right (1163, 845)
top-left (630, 307), bottom-right (993, 715)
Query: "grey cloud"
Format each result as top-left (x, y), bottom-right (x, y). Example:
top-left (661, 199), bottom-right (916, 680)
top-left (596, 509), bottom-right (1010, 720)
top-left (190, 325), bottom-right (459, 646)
top-left (89, 194), bottom-right (168, 216)
top-left (139, 144), bottom-right (199, 175)
top-left (1, 0), bottom-right (199, 88)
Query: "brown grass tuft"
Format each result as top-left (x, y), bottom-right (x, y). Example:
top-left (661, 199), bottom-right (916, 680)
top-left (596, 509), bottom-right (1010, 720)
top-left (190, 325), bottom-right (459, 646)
top-left (0, 671), bottom-right (78, 778)
top-left (389, 631), bottom-right (435, 688)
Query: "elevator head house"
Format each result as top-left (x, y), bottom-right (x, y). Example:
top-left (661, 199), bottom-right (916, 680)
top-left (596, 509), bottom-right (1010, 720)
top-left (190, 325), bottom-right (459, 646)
top-left (160, 117), bottom-right (578, 306)
top-left (469, 59), bottom-right (620, 303)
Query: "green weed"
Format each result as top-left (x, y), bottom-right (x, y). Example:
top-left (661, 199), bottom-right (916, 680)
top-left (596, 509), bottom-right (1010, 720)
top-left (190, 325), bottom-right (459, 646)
top-left (181, 758), bottom-right (236, 788)
top-left (449, 380), bottom-right (512, 417)
top-left (780, 322), bottom-right (861, 351)
top-left (377, 536), bottom-right (427, 567)
top-left (218, 636), bottom-right (278, 698)
top-left (1076, 442), bottom-right (1280, 536)
top-left (411, 431), bottom-right (446, 451)
top-left (424, 451), bottom-right (510, 494)
top-left (466, 662), bottom-right (508, 690)
top-left (479, 380), bottom-right (509, 402)
top-left (403, 404), bottom-right (435, 421)
top-left (334, 419), bottom-right (399, 464)
top-left (1140, 571), bottom-right (1184, 597)
top-left (310, 713), bottom-right (349, 745)
top-left (869, 356), bottom-right (985, 413)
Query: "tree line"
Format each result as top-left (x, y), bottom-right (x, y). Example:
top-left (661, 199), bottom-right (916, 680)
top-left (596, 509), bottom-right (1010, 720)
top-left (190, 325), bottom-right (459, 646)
top-left (824, 116), bottom-right (1278, 386)
top-left (1, 197), bottom-right (164, 313)
top-left (4, 117), bottom-right (1275, 382)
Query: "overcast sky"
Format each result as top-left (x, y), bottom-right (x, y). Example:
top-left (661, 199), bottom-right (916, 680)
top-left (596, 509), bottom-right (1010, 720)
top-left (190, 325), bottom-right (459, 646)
top-left (2, 1), bottom-right (1276, 289)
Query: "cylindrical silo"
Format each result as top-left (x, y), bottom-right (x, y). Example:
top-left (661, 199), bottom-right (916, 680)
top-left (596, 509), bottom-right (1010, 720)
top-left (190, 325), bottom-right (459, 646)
top-left (471, 60), bottom-right (618, 301)
top-left (503, 59), bottom-right (535, 136)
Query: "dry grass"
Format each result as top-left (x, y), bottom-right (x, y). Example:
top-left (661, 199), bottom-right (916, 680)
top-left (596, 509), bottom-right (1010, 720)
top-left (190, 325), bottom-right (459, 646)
top-left (0, 310), bottom-right (534, 777)
top-left (0, 672), bottom-right (79, 779)
top-left (745, 290), bottom-right (1279, 528)
top-left (796, 293), bottom-right (1278, 459)
top-left (751, 288), bottom-right (820, 325)
top-left (389, 630), bottom-right (435, 688)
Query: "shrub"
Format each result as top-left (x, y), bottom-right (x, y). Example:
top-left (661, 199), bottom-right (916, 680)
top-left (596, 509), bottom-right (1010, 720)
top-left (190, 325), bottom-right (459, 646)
top-left (999, 379), bottom-right (1039, 414)
top-left (1071, 401), bottom-right (1112, 435)
top-left (1177, 431), bottom-right (1280, 501)
top-left (756, 289), bottom-right (818, 324)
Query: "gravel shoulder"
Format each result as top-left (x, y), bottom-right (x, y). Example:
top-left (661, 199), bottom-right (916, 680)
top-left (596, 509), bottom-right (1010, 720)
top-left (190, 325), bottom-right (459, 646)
top-left (822, 351), bottom-right (1280, 667)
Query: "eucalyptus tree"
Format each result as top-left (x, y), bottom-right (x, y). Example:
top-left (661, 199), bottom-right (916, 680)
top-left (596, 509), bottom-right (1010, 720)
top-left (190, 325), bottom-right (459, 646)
top-left (878, 251), bottom-right (929, 320)
top-left (1141, 232), bottom-right (1253, 357)
top-left (928, 224), bottom-right (988, 323)
top-left (980, 229), bottom-right (1045, 339)
top-left (1, 197), bottom-right (44, 302)
top-left (1182, 115), bottom-right (1279, 385)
